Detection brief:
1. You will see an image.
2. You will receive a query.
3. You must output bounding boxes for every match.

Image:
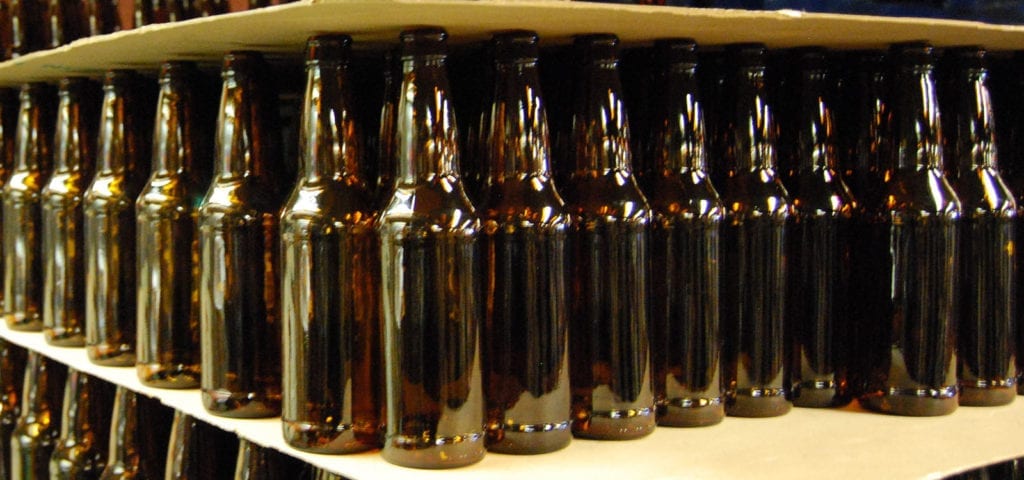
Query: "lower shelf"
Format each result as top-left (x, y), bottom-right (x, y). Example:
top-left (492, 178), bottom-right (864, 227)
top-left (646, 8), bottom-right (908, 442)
top-left (1, 321), bottom-right (1021, 480)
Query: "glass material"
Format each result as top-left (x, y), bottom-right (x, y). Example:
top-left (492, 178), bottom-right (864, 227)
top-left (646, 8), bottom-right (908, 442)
top-left (645, 39), bottom-right (726, 427)
top-left (99, 386), bottom-right (173, 479)
top-left (280, 35), bottom-right (382, 454)
top-left (564, 33), bottom-right (656, 438)
top-left (233, 438), bottom-right (307, 480)
top-left (0, 89), bottom-right (16, 309)
top-left (375, 48), bottom-right (398, 206)
top-left (199, 51), bottom-right (286, 418)
top-left (49, 369), bottom-right (115, 480)
top-left (377, 28), bottom-right (484, 469)
top-left (4, 82), bottom-right (56, 332)
top-left (164, 411), bottom-right (238, 479)
top-left (132, 0), bottom-right (190, 25)
top-left (8, 0), bottom-right (46, 57)
top-left (42, 77), bottom-right (100, 346)
top-left (136, 62), bottom-right (213, 389)
top-left (10, 352), bottom-right (67, 480)
top-left (81, 0), bottom-right (119, 36)
top-left (479, 30), bottom-right (572, 453)
top-left (0, 340), bottom-right (27, 480)
top-left (84, 70), bottom-right (155, 366)
top-left (44, 0), bottom-right (85, 48)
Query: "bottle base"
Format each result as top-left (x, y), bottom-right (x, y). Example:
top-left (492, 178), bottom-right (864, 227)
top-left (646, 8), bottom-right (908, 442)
top-left (137, 363), bottom-right (200, 389)
top-left (485, 420), bottom-right (572, 454)
top-left (202, 388), bottom-right (281, 418)
top-left (5, 312), bottom-right (41, 331)
top-left (43, 327), bottom-right (85, 347)
top-left (859, 387), bottom-right (958, 416)
top-left (282, 419), bottom-right (379, 454)
top-left (959, 385), bottom-right (1016, 407)
top-left (382, 431), bottom-right (486, 469)
top-left (657, 397), bottom-right (725, 427)
top-left (86, 344), bottom-right (135, 366)
top-left (571, 406), bottom-right (656, 440)
top-left (790, 385), bottom-right (851, 408)
top-left (726, 389), bottom-right (791, 417)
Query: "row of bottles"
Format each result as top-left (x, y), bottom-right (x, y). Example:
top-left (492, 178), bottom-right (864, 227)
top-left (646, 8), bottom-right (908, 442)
top-left (0, 25), bottom-right (1020, 470)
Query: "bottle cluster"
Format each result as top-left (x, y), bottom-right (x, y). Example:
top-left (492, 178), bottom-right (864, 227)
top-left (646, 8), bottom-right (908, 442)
top-left (0, 26), bottom-right (1019, 471)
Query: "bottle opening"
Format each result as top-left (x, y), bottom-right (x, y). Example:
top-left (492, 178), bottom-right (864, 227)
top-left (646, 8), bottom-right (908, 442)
top-left (305, 34), bottom-right (352, 64)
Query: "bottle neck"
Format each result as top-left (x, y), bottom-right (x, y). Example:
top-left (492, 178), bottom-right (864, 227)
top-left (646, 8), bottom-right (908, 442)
top-left (852, 59), bottom-right (888, 173)
top-left (13, 87), bottom-right (52, 172)
top-left (152, 69), bottom-right (199, 176)
top-left (951, 65), bottom-right (996, 172)
top-left (215, 69), bottom-right (280, 179)
top-left (487, 59), bottom-right (552, 179)
top-left (727, 64), bottom-right (775, 172)
top-left (97, 77), bottom-right (146, 172)
top-left (108, 388), bottom-right (140, 469)
top-left (395, 55), bottom-right (460, 183)
top-left (795, 67), bottom-right (833, 171)
top-left (655, 62), bottom-right (705, 173)
top-left (573, 59), bottom-right (631, 173)
top-left (53, 83), bottom-right (94, 173)
top-left (299, 60), bottom-right (360, 182)
top-left (892, 63), bottom-right (942, 171)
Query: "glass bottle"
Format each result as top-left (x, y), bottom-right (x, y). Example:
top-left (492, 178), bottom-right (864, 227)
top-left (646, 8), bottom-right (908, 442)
top-left (857, 42), bottom-right (961, 416)
top-left (199, 51), bottom-right (285, 418)
top-left (479, 30), bottom-right (572, 453)
top-left (564, 33), bottom-right (655, 438)
top-left (49, 369), bottom-right (115, 480)
top-left (132, 0), bottom-right (189, 26)
top-left (10, 352), bottom-right (67, 480)
top-left (0, 340), bottom-right (27, 480)
top-left (0, 89), bottom-right (17, 310)
top-left (376, 28), bottom-right (484, 469)
top-left (939, 47), bottom-right (1017, 407)
top-left (84, 70), bottom-right (155, 366)
top-left (99, 386), bottom-right (173, 479)
top-left (375, 47), bottom-right (398, 205)
top-left (4, 82), bottom-right (56, 332)
top-left (646, 39), bottom-right (725, 427)
top-left (280, 34), bottom-right (382, 454)
top-left (136, 61), bottom-right (213, 389)
top-left (778, 48), bottom-right (855, 408)
top-left (233, 439), bottom-right (306, 480)
top-left (8, 0), bottom-right (46, 57)
top-left (45, 0), bottom-right (85, 48)
top-left (42, 77), bottom-right (101, 347)
top-left (164, 411), bottom-right (238, 480)
top-left (717, 43), bottom-right (791, 418)
top-left (81, 0), bottom-right (119, 36)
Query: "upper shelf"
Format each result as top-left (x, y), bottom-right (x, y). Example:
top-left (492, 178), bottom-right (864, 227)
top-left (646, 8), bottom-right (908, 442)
top-left (3, 0), bottom-right (1024, 85)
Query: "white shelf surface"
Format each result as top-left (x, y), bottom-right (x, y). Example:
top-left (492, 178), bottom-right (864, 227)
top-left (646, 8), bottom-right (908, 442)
top-left (2, 321), bottom-right (1022, 479)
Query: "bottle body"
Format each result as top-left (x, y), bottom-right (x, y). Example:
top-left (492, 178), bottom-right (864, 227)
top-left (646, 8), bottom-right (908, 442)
top-left (99, 387), bottom-right (173, 480)
top-left (49, 369), bottom-right (115, 480)
top-left (233, 439), bottom-right (306, 480)
top-left (10, 352), bottom-right (67, 480)
top-left (8, 0), bottom-right (46, 57)
top-left (0, 340), bottom-right (27, 480)
top-left (164, 411), bottom-right (238, 479)
top-left (0, 90), bottom-right (18, 310)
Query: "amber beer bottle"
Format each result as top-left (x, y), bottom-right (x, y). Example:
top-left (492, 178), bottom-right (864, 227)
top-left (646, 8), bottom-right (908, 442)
top-left (0, 340), bottom-right (27, 480)
top-left (478, 31), bottom-right (572, 453)
top-left (199, 51), bottom-right (285, 418)
top-left (132, 0), bottom-right (190, 26)
top-left (716, 43), bottom-right (791, 418)
top-left (375, 48), bottom-right (398, 205)
top-left (10, 352), bottom-right (67, 480)
top-left (135, 62), bottom-right (213, 389)
top-left (42, 78), bottom-right (100, 346)
top-left (49, 369), bottom-right (115, 480)
top-left (164, 411), bottom-right (238, 479)
top-left (81, 0), bottom-right (119, 36)
top-left (99, 387), bottom-right (173, 479)
top-left (564, 34), bottom-right (655, 438)
top-left (84, 70), bottom-right (155, 366)
top-left (280, 35), bottom-right (382, 454)
top-left (377, 28), bottom-right (484, 468)
top-left (778, 48), bottom-right (855, 408)
top-left (857, 42), bottom-right (961, 416)
top-left (8, 0), bottom-right (46, 57)
top-left (4, 82), bottom-right (56, 332)
top-left (0, 90), bottom-right (16, 309)
top-left (939, 47), bottom-right (1017, 406)
top-left (645, 39), bottom-right (725, 427)
top-left (44, 0), bottom-right (85, 48)
top-left (233, 439), bottom-right (306, 479)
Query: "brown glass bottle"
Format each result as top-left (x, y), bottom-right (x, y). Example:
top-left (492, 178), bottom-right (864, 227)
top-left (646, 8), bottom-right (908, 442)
top-left (4, 82), bottom-right (56, 332)
top-left (375, 48), bottom-right (398, 206)
top-left (308, 467), bottom-right (345, 480)
top-left (939, 47), bottom-right (1017, 407)
top-left (42, 78), bottom-right (100, 347)
top-left (377, 28), bottom-right (484, 469)
top-left (164, 411), bottom-right (238, 480)
top-left (0, 340), bottom-right (27, 480)
top-left (199, 51), bottom-right (285, 418)
top-left (857, 43), bottom-right (961, 417)
top-left (233, 439), bottom-right (306, 480)
top-left (135, 62), bottom-right (213, 389)
top-left (280, 35), bottom-right (382, 454)
top-left (99, 387), bottom-right (172, 479)
top-left (84, 70), bottom-right (154, 366)
top-left (0, 89), bottom-right (17, 308)
top-left (645, 39), bottom-right (725, 427)
top-left (81, 0), bottom-right (119, 36)
top-left (8, 0), bottom-right (45, 57)
top-left (564, 34), bottom-right (656, 438)
top-left (190, 0), bottom-right (225, 16)
top-left (44, 0), bottom-right (85, 48)
top-left (479, 31), bottom-right (572, 453)
top-left (49, 369), bottom-right (115, 480)
top-left (132, 0), bottom-right (189, 26)
top-left (10, 352), bottom-right (67, 480)
top-left (778, 48), bottom-right (855, 408)
top-left (716, 43), bottom-right (791, 418)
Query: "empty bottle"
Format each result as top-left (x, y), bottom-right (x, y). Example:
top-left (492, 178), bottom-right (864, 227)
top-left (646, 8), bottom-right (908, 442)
top-left (99, 387), bottom-right (173, 479)
top-left (778, 48), bottom-right (855, 408)
top-left (42, 78), bottom-right (101, 347)
top-left (199, 51), bottom-right (286, 418)
top-left (8, 0), bottom-right (46, 57)
top-left (233, 439), bottom-right (306, 480)
top-left (717, 43), bottom-right (791, 418)
top-left (375, 48), bottom-right (398, 205)
top-left (132, 0), bottom-right (190, 26)
top-left (857, 42), bottom-right (961, 416)
top-left (49, 369), bottom-right (115, 480)
top-left (0, 89), bottom-right (17, 310)
top-left (939, 46), bottom-right (1017, 406)
top-left (480, 30), bottom-right (572, 453)
top-left (81, 0), bottom-right (119, 36)
top-left (646, 39), bottom-right (726, 427)
top-left (377, 28), bottom-right (484, 468)
top-left (136, 62), bottom-right (213, 389)
top-left (280, 35), bottom-right (382, 454)
top-left (44, 0), bottom-right (85, 48)
top-left (564, 34), bottom-right (656, 438)
top-left (164, 411), bottom-right (238, 479)
top-left (84, 70), bottom-right (155, 366)
top-left (0, 340), bottom-right (26, 480)
top-left (4, 82), bottom-right (56, 332)
top-left (10, 352), bottom-right (67, 480)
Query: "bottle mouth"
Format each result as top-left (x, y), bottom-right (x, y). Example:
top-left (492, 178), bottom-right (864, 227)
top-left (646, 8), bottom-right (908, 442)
top-left (58, 77), bottom-right (94, 92)
top-left (493, 30), bottom-right (539, 63)
top-left (574, 33), bottom-right (619, 64)
top-left (724, 42), bottom-right (767, 67)
top-left (942, 46), bottom-right (986, 70)
top-left (159, 61), bottom-right (199, 80)
top-left (888, 41), bottom-right (934, 65)
top-left (222, 51), bottom-right (268, 77)
top-left (654, 38), bottom-right (697, 66)
top-left (399, 27), bottom-right (448, 58)
top-left (305, 34), bottom-right (352, 64)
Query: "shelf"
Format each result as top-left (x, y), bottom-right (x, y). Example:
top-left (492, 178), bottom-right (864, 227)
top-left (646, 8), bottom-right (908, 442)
top-left (1, 0), bottom-right (1024, 85)
top-left (2, 321), bottom-right (1023, 479)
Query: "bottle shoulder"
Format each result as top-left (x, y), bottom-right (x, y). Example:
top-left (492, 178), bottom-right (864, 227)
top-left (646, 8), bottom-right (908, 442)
top-left (648, 170), bottom-right (724, 222)
top-left (885, 168), bottom-right (961, 217)
top-left (479, 175), bottom-right (571, 229)
top-left (951, 167), bottom-right (1017, 217)
top-left (786, 168), bottom-right (856, 218)
top-left (376, 177), bottom-right (479, 237)
top-left (563, 170), bottom-right (651, 223)
top-left (719, 168), bottom-right (790, 218)
top-left (280, 180), bottom-right (377, 229)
